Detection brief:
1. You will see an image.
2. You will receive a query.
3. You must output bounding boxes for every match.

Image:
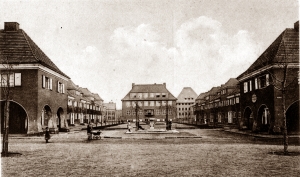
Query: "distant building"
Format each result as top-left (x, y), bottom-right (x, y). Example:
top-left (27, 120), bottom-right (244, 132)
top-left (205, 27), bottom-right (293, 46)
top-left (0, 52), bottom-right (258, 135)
top-left (103, 102), bottom-right (116, 124)
top-left (121, 83), bottom-right (177, 122)
top-left (176, 87), bottom-right (198, 123)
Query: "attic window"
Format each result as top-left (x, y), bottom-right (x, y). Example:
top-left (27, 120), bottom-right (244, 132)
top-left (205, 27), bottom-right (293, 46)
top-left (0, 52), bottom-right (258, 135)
top-left (156, 93), bottom-right (160, 98)
top-left (162, 93), bottom-right (166, 97)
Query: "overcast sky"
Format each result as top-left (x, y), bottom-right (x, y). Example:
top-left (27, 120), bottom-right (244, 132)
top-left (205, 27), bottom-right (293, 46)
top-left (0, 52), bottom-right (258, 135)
top-left (1, 0), bottom-right (298, 109)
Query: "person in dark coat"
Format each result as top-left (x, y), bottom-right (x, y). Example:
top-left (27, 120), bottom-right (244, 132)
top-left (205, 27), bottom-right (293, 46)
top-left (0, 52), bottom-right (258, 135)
top-left (45, 127), bottom-right (51, 143)
top-left (87, 123), bottom-right (92, 140)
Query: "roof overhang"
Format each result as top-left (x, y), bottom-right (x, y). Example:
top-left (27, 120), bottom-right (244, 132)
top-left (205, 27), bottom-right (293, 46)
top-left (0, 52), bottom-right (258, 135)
top-left (237, 63), bottom-right (299, 82)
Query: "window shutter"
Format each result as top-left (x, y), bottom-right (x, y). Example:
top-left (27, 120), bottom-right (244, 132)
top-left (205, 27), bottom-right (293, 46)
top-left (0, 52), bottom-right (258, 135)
top-left (15, 73), bottom-right (21, 86)
top-left (62, 84), bottom-right (65, 94)
top-left (57, 81), bottom-right (60, 92)
top-left (50, 78), bottom-right (53, 90)
top-left (266, 74), bottom-right (269, 86)
top-left (243, 82), bottom-right (248, 93)
top-left (255, 78), bottom-right (258, 89)
top-left (42, 75), bottom-right (45, 88)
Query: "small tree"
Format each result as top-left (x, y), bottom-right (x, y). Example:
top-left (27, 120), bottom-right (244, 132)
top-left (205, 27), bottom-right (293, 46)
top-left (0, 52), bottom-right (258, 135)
top-left (1, 55), bottom-right (13, 157)
top-left (259, 38), bottom-right (299, 154)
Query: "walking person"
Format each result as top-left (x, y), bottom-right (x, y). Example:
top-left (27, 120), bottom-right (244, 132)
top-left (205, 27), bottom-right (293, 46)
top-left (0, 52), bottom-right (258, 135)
top-left (127, 121), bottom-right (131, 132)
top-left (45, 127), bottom-right (51, 143)
top-left (87, 123), bottom-right (93, 140)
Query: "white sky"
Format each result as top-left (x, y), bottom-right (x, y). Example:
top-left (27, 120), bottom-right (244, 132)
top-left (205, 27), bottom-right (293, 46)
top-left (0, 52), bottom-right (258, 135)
top-left (1, 0), bottom-right (298, 109)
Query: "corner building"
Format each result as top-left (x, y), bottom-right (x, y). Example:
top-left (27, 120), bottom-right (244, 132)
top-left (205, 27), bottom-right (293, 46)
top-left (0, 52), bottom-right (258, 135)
top-left (237, 21), bottom-right (299, 134)
top-left (0, 22), bottom-right (70, 134)
top-left (121, 83), bottom-right (177, 122)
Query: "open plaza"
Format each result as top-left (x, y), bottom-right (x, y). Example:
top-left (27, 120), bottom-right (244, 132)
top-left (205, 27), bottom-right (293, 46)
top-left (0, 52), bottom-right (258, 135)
top-left (1, 123), bottom-right (300, 177)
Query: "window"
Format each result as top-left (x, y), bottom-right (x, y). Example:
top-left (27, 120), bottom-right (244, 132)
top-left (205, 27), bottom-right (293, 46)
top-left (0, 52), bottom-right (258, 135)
top-left (256, 74), bottom-right (270, 89)
top-left (149, 93), bottom-right (154, 98)
top-left (162, 93), bottom-right (166, 97)
top-left (138, 101), bottom-right (143, 107)
top-left (130, 93), bottom-right (137, 98)
top-left (57, 81), bottom-right (65, 93)
top-left (126, 101), bottom-right (131, 107)
top-left (236, 97), bottom-right (239, 103)
top-left (137, 93), bottom-right (142, 99)
top-left (144, 101), bottom-right (148, 107)
top-left (68, 100), bottom-right (72, 106)
top-left (1, 73), bottom-right (22, 87)
top-left (155, 109), bottom-right (160, 115)
top-left (179, 108), bottom-right (181, 111)
top-left (162, 101), bottom-right (166, 106)
top-left (156, 93), bottom-right (160, 98)
top-left (156, 101), bottom-right (161, 106)
top-left (168, 110), bottom-right (172, 115)
top-left (244, 80), bottom-right (252, 93)
top-left (126, 110), bottom-right (131, 115)
top-left (138, 110), bottom-right (143, 115)
top-left (168, 101), bottom-right (172, 106)
top-left (143, 93), bottom-right (148, 98)
top-left (150, 101), bottom-right (154, 106)
top-left (42, 75), bottom-right (52, 90)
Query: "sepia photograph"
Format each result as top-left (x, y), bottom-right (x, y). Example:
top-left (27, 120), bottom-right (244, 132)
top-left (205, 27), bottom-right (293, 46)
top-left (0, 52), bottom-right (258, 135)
top-left (1, 0), bottom-right (299, 176)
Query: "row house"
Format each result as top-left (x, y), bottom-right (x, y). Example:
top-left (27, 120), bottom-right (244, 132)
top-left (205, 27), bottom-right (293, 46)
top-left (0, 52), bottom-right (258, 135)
top-left (0, 22), bottom-right (104, 134)
top-left (66, 81), bottom-right (103, 126)
top-left (121, 83), bottom-right (177, 123)
top-left (176, 87), bottom-right (198, 123)
top-left (195, 78), bottom-right (240, 128)
top-left (237, 21), bottom-right (299, 134)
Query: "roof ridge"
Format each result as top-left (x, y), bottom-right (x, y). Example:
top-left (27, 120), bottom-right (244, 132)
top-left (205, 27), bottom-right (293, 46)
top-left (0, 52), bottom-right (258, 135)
top-left (21, 30), bottom-right (40, 63)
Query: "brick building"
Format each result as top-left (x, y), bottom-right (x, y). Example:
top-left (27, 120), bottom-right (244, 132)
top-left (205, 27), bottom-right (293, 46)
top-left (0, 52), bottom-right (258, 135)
top-left (0, 22), bottom-right (70, 134)
top-left (195, 78), bottom-right (240, 128)
top-left (237, 21), bottom-right (299, 134)
top-left (121, 83), bottom-right (177, 123)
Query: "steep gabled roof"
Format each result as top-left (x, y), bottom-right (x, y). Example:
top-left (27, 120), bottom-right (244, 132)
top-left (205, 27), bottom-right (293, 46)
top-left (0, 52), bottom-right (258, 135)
top-left (238, 22), bottom-right (299, 80)
top-left (177, 87), bottom-right (198, 102)
top-left (92, 93), bottom-right (103, 101)
top-left (0, 24), bottom-right (70, 78)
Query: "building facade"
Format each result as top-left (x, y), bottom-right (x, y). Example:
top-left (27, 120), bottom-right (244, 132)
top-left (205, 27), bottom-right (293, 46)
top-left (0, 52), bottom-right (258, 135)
top-left (0, 22), bottom-right (104, 134)
top-left (195, 78), bottom-right (240, 128)
top-left (176, 87), bottom-right (198, 123)
top-left (121, 83), bottom-right (177, 123)
top-left (0, 22), bottom-right (70, 134)
top-left (237, 21), bottom-right (299, 134)
top-left (103, 102), bottom-right (116, 124)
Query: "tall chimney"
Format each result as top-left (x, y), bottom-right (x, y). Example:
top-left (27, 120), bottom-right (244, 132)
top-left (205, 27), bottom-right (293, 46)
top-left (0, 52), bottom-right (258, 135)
top-left (163, 83), bottom-right (166, 87)
top-left (4, 22), bottom-right (20, 31)
top-left (132, 83), bottom-right (135, 88)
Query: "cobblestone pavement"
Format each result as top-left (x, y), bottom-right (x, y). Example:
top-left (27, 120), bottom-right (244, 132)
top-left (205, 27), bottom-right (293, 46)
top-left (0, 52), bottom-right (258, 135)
top-left (2, 124), bottom-right (300, 176)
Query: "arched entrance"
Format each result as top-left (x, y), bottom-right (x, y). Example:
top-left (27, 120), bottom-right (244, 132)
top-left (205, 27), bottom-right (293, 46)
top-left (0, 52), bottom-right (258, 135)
top-left (57, 107), bottom-right (64, 130)
top-left (243, 107), bottom-right (253, 130)
top-left (286, 101), bottom-right (299, 134)
top-left (42, 105), bottom-right (52, 127)
top-left (257, 105), bottom-right (270, 132)
top-left (1, 101), bottom-right (28, 134)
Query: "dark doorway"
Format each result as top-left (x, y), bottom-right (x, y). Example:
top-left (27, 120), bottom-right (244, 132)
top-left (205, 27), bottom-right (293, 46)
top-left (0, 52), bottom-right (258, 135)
top-left (243, 107), bottom-right (253, 130)
top-left (286, 101), bottom-right (299, 134)
top-left (1, 101), bottom-right (28, 134)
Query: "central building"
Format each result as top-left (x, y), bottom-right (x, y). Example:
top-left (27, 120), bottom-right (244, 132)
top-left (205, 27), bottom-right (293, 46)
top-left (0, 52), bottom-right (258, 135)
top-left (121, 83), bottom-right (177, 123)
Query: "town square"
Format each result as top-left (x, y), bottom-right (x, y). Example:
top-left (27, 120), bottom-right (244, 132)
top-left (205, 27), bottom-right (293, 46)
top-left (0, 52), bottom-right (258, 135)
top-left (1, 0), bottom-right (299, 176)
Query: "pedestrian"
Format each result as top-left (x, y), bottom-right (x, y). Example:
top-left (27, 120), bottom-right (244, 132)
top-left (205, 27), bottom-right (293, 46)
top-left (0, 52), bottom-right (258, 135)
top-left (45, 127), bottom-right (50, 143)
top-left (87, 123), bottom-right (92, 140)
top-left (127, 121), bottom-right (131, 132)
